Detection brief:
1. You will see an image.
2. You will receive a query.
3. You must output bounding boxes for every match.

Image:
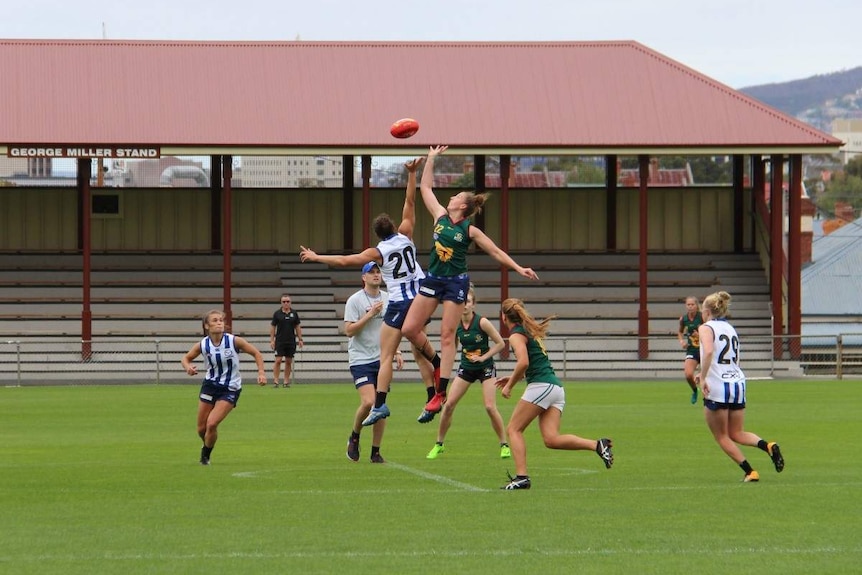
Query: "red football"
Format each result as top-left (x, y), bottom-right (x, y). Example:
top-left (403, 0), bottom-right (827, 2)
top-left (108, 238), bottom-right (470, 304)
top-left (390, 118), bottom-right (419, 139)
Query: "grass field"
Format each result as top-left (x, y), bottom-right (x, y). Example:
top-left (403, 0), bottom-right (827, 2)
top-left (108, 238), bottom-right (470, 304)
top-left (1, 379), bottom-right (860, 574)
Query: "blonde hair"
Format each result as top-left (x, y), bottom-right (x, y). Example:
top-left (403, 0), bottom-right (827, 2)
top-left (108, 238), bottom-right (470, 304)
top-left (501, 297), bottom-right (555, 339)
top-left (202, 309), bottom-right (225, 334)
top-left (702, 291), bottom-right (731, 318)
top-left (461, 191), bottom-right (489, 219)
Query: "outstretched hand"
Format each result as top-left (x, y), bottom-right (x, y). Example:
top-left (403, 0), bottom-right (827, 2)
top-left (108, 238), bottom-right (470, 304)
top-left (428, 145), bottom-right (448, 157)
top-left (520, 267), bottom-right (540, 280)
top-left (299, 245), bottom-right (317, 263)
top-left (404, 158), bottom-right (424, 172)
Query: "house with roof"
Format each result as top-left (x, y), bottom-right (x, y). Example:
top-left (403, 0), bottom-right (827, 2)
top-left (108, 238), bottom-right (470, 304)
top-left (802, 215), bottom-right (862, 350)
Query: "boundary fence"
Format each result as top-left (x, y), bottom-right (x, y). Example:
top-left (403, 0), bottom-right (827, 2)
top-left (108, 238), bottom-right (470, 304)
top-left (3, 333), bottom-right (861, 385)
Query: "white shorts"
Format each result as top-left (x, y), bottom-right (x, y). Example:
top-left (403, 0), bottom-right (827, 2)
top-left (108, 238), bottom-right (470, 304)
top-left (521, 382), bottom-right (565, 412)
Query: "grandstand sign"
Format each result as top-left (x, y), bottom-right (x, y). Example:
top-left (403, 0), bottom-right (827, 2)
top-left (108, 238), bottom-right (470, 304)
top-left (7, 146), bottom-right (160, 159)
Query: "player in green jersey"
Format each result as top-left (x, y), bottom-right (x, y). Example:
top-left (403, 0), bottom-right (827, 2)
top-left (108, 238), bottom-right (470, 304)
top-left (402, 145), bottom-right (540, 423)
top-left (678, 296), bottom-right (704, 404)
top-left (425, 285), bottom-right (510, 460)
top-left (496, 298), bottom-right (613, 490)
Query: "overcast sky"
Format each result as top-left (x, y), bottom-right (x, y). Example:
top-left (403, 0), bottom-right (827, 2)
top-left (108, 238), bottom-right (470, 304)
top-left (4, 0), bottom-right (860, 89)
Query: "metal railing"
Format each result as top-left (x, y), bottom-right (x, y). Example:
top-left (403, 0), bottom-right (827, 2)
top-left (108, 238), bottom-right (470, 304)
top-left (3, 333), bottom-right (861, 386)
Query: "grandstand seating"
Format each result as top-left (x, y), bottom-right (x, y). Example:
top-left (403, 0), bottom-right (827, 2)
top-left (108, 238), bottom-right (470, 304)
top-left (0, 251), bottom-right (804, 382)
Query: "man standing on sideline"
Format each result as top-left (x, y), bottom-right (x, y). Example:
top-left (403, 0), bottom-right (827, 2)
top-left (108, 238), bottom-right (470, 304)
top-left (345, 262), bottom-right (402, 463)
top-left (270, 293), bottom-right (303, 387)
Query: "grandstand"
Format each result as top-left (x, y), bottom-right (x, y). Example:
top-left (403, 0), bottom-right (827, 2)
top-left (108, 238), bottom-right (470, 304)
top-left (0, 251), bottom-right (803, 383)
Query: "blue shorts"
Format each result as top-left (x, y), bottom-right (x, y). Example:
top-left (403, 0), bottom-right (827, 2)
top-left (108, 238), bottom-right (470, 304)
top-left (704, 399), bottom-right (746, 411)
top-left (418, 274), bottom-right (470, 304)
top-left (384, 300), bottom-right (412, 329)
top-left (456, 365), bottom-right (496, 383)
top-left (199, 381), bottom-right (242, 406)
top-left (385, 299), bottom-right (432, 329)
top-left (349, 360), bottom-right (380, 389)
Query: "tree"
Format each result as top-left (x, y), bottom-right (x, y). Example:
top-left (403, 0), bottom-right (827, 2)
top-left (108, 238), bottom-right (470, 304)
top-left (817, 171), bottom-right (862, 215)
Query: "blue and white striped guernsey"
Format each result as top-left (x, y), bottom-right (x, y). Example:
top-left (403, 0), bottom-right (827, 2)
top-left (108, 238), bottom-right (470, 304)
top-left (376, 232), bottom-right (425, 303)
top-left (701, 319), bottom-right (746, 405)
top-left (201, 333), bottom-right (243, 391)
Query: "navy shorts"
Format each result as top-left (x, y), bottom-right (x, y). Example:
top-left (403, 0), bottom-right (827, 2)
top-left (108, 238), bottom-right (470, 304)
top-left (199, 381), bottom-right (242, 406)
top-left (385, 299), bottom-right (432, 329)
top-left (418, 274), bottom-right (470, 304)
top-left (704, 399), bottom-right (745, 411)
top-left (456, 365), bottom-right (496, 383)
top-left (349, 360), bottom-right (381, 389)
top-left (384, 300), bottom-right (412, 329)
top-left (275, 343), bottom-right (297, 358)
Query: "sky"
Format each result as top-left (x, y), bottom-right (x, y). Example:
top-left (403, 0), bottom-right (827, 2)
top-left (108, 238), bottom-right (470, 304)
top-left (4, 0), bottom-right (861, 88)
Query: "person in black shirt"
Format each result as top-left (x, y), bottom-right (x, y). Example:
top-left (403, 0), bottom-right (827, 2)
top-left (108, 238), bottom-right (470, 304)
top-left (269, 293), bottom-right (303, 387)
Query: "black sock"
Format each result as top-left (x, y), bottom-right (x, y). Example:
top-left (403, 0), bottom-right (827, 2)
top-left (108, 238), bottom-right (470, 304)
top-left (201, 445), bottom-right (213, 458)
top-left (757, 439), bottom-right (769, 452)
top-left (426, 386), bottom-right (435, 401)
top-left (375, 391), bottom-right (388, 408)
top-left (431, 354), bottom-right (441, 369)
top-left (436, 441), bottom-right (444, 447)
top-left (439, 377), bottom-right (450, 394)
top-left (501, 442), bottom-right (509, 447)
top-left (739, 460), bottom-right (753, 474)
top-left (371, 445), bottom-right (380, 456)
top-left (351, 430), bottom-right (360, 441)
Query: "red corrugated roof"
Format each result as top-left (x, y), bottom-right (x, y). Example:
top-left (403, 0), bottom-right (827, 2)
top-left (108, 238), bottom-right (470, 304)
top-left (0, 40), bottom-right (841, 152)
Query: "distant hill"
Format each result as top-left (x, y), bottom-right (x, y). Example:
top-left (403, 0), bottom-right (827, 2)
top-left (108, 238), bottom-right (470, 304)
top-left (741, 67), bottom-right (862, 116)
top-left (739, 67), bottom-right (862, 131)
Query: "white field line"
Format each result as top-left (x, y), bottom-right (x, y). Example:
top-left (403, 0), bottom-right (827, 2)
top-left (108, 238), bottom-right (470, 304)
top-left (383, 460), bottom-right (491, 492)
top-left (3, 546), bottom-right (859, 563)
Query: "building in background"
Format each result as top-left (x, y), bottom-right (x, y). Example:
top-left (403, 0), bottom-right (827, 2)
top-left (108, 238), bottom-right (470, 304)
top-left (832, 119), bottom-right (862, 163)
top-left (240, 156), bottom-right (343, 187)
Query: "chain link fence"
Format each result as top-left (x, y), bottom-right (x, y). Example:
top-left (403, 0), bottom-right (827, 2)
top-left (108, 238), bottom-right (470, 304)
top-left (4, 333), bottom-right (861, 386)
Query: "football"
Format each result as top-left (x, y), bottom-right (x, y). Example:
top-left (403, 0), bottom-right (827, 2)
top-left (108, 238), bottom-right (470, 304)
top-left (390, 118), bottom-right (419, 139)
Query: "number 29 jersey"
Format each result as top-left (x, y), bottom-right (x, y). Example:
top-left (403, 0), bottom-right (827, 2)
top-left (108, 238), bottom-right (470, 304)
top-left (376, 233), bottom-right (425, 304)
top-left (701, 319), bottom-right (746, 404)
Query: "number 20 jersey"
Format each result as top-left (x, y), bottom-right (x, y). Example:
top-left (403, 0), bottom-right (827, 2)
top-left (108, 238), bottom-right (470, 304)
top-left (376, 233), bottom-right (425, 304)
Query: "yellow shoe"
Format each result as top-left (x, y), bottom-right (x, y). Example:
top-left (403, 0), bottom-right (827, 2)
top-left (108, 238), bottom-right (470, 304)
top-left (500, 444), bottom-right (512, 459)
top-left (743, 470), bottom-right (760, 482)
top-left (426, 443), bottom-right (444, 459)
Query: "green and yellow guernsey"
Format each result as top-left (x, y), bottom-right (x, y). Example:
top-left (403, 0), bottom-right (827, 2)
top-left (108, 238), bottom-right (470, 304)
top-left (511, 324), bottom-right (561, 386)
top-left (679, 313), bottom-right (703, 356)
top-left (457, 313), bottom-right (493, 370)
top-left (428, 215), bottom-right (472, 277)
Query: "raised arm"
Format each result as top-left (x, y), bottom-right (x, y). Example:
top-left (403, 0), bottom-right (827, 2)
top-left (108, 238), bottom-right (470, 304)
top-left (469, 227), bottom-right (539, 280)
top-left (299, 246), bottom-right (380, 268)
top-left (419, 146), bottom-right (449, 221)
top-left (398, 157), bottom-right (424, 238)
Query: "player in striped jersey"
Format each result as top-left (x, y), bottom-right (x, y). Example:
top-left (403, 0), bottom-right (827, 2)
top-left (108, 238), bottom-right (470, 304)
top-left (696, 291), bottom-right (785, 482)
top-left (299, 159), bottom-right (437, 425)
top-left (181, 309), bottom-right (267, 465)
